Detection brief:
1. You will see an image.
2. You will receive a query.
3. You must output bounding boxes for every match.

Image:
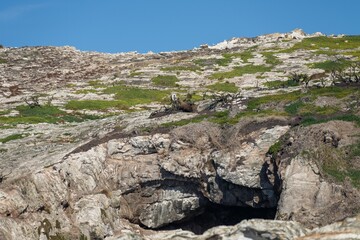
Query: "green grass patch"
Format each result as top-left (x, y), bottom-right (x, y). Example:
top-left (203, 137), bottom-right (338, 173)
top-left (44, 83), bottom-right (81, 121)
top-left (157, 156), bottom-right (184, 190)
top-left (75, 89), bottom-right (99, 94)
top-left (299, 105), bottom-right (340, 116)
top-left (66, 100), bottom-right (128, 111)
top-left (129, 71), bottom-right (143, 77)
top-left (261, 52), bottom-right (282, 66)
top-left (349, 141), bottom-right (360, 159)
top-left (281, 35), bottom-right (360, 53)
top-left (344, 51), bottom-right (360, 61)
top-left (161, 65), bottom-right (201, 72)
top-left (103, 86), bottom-right (170, 105)
top-left (206, 82), bottom-right (239, 93)
top-left (323, 167), bottom-right (360, 189)
top-left (307, 86), bottom-right (356, 99)
top-left (0, 110), bottom-right (11, 116)
top-left (321, 138), bottom-right (360, 188)
top-left (88, 80), bottom-right (105, 88)
top-left (285, 101), bottom-right (304, 115)
top-left (247, 91), bottom-right (301, 111)
top-left (210, 65), bottom-right (272, 79)
top-left (223, 51), bottom-right (253, 63)
top-left (0, 58), bottom-right (7, 64)
top-left (0, 105), bottom-right (100, 125)
top-left (244, 85), bottom-right (356, 119)
top-left (307, 59), bottom-right (351, 72)
top-left (208, 111), bottom-right (231, 124)
top-left (194, 58), bottom-right (231, 67)
top-left (162, 111), bottom-right (233, 127)
top-left (16, 105), bottom-right (63, 117)
top-left (151, 75), bottom-right (179, 87)
top-left (0, 134), bottom-right (24, 143)
top-left (314, 50), bottom-right (339, 56)
top-left (263, 79), bottom-right (299, 89)
top-left (301, 114), bottom-right (360, 127)
top-left (193, 50), bottom-right (254, 67)
top-left (267, 140), bottom-right (282, 156)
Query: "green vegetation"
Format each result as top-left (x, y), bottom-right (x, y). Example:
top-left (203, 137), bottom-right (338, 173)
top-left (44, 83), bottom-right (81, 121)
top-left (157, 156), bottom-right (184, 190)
top-left (299, 104), bottom-right (340, 116)
top-left (0, 58), bottom-right (6, 64)
top-left (307, 85), bottom-right (356, 99)
top-left (262, 52), bottom-right (282, 66)
top-left (238, 85), bottom-right (359, 127)
top-left (268, 140), bottom-right (282, 156)
top-left (284, 101), bottom-right (304, 115)
top-left (210, 65), bottom-right (272, 79)
top-left (223, 51), bottom-right (253, 63)
top-left (162, 82), bottom-right (359, 132)
top-left (194, 51), bottom-right (254, 67)
top-left (263, 79), bottom-right (300, 89)
top-left (0, 105), bottom-right (99, 125)
top-left (0, 110), bottom-right (10, 116)
top-left (318, 139), bottom-right (360, 189)
top-left (66, 100), bottom-right (128, 111)
top-left (281, 35), bottom-right (360, 53)
top-left (162, 110), bottom-right (232, 127)
top-left (66, 83), bottom-right (77, 88)
top-left (88, 80), bottom-right (105, 88)
top-left (194, 58), bottom-right (231, 67)
top-left (344, 51), bottom-right (360, 60)
top-left (246, 91), bottom-right (301, 111)
top-left (16, 105), bottom-right (62, 117)
top-left (208, 110), bottom-right (231, 125)
top-left (151, 75), bottom-right (179, 87)
top-left (322, 166), bottom-right (360, 188)
top-left (67, 86), bottom-right (171, 111)
top-left (308, 59), bottom-right (351, 72)
top-left (300, 114), bottom-right (360, 127)
top-left (129, 71), bottom-right (143, 77)
top-left (0, 134), bottom-right (24, 144)
top-left (161, 65), bottom-right (201, 72)
top-left (206, 82), bottom-right (239, 93)
top-left (75, 89), bottom-right (98, 94)
top-left (104, 86), bottom-right (170, 105)
top-left (349, 140), bottom-right (360, 159)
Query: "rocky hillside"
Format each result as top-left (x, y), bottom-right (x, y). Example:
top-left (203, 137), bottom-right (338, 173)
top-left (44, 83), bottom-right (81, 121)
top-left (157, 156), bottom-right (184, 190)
top-left (0, 29), bottom-right (360, 240)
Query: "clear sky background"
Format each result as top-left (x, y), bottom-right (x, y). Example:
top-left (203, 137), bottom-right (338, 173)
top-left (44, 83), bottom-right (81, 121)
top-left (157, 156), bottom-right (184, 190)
top-left (1, 0), bottom-right (359, 53)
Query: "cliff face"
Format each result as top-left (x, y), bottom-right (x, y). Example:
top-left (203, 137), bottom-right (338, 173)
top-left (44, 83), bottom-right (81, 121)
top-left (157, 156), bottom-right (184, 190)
top-left (0, 30), bottom-right (360, 239)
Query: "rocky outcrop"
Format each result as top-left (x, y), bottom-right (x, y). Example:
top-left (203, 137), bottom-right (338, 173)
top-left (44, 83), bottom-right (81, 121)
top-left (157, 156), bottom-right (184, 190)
top-left (1, 114), bottom-right (359, 239)
top-left (275, 121), bottom-right (360, 228)
top-left (106, 213), bottom-right (360, 240)
top-left (0, 117), bottom-right (290, 239)
top-left (0, 30), bottom-right (359, 239)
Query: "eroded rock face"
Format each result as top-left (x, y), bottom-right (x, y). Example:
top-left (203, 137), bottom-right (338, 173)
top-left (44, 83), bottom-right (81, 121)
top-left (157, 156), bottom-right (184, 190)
top-left (0, 117), bottom-right (290, 239)
top-left (106, 213), bottom-right (360, 240)
top-left (275, 121), bottom-right (360, 228)
top-left (1, 30), bottom-right (359, 240)
top-left (1, 116), bottom-right (360, 239)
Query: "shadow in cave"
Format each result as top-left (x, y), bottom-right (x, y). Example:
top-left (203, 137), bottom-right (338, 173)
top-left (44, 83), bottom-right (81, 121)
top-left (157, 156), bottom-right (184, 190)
top-left (158, 203), bottom-right (277, 235)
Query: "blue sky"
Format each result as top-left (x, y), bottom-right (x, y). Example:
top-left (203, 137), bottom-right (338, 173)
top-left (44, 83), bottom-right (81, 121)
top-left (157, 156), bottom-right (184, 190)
top-left (1, 0), bottom-right (359, 53)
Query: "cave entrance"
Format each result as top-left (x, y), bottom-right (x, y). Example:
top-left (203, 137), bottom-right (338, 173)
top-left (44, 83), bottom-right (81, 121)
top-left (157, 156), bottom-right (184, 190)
top-left (158, 203), bottom-right (277, 235)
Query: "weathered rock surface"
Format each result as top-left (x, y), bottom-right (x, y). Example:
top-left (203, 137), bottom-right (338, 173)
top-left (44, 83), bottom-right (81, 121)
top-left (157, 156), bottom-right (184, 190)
top-left (0, 116), bottom-right (288, 239)
top-left (106, 213), bottom-right (360, 240)
top-left (276, 121), bottom-right (360, 228)
top-left (0, 30), bottom-right (359, 239)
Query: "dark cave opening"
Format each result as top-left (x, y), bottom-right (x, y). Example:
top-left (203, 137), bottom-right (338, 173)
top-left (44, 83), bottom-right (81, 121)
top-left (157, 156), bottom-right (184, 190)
top-left (158, 203), bottom-right (277, 235)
